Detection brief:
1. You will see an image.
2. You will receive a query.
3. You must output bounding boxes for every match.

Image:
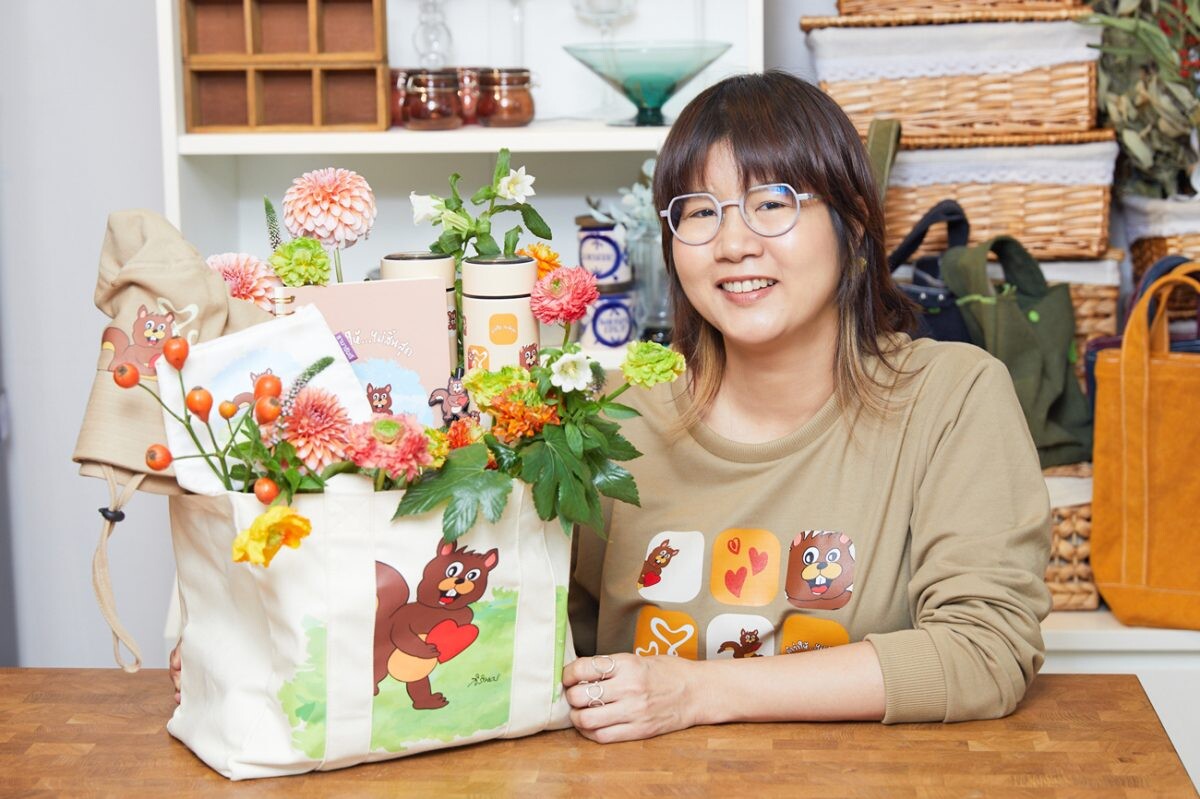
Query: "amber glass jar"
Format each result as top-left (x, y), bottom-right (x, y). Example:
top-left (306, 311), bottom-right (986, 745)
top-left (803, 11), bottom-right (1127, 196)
top-left (477, 68), bottom-right (535, 127)
top-left (389, 68), bottom-right (415, 127)
top-left (456, 67), bottom-right (485, 125)
top-left (405, 70), bottom-right (463, 131)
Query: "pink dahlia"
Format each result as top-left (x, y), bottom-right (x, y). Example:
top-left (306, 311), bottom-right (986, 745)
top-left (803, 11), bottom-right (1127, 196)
top-left (345, 414), bottom-right (432, 483)
top-left (530, 266), bottom-right (600, 326)
top-left (282, 167), bottom-right (377, 249)
top-left (280, 386), bottom-right (351, 472)
top-left (206, 252), bottom-right (282, 312)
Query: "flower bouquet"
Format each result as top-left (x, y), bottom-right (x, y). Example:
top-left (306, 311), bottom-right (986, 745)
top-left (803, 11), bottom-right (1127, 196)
top-left (95, 150), bottom-right (684, 778)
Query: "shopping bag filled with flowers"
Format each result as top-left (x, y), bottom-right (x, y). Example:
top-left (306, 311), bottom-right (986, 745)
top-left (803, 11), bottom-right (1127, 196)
top-left (91, 149), bottom-right (683, 780)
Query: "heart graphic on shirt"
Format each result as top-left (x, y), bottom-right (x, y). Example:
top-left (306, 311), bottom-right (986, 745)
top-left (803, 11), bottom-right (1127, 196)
top-left (749, 547), bottom-right (768, 575)
top-left (648, 617), bottom-right (695, 656)
top-left (724, 567), bottom-right (747, 597)
top-left (426, 619), bottom-right (479, 663)
top-left (727, 537), bottom-right (741, 555)
top-left (640, 572), bottom-right (661, 587)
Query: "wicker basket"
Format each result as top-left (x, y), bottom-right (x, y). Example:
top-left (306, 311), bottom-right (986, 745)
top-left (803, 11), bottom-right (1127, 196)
top-left (838, 1), bottom-right (1084, 15)
top-left (1121, 195), bottom-right (1200, 321)
top-left (1043, 462), bottom-right (1098, 611)
top-left (882, 132), bottom-right (1117, 261)
top-left (1130, 236), bottom-right (1199, 321)
top-left (804, 11), bottom-right (1099, 139)
top-left (1069, 283), bottom-right (1120, 384)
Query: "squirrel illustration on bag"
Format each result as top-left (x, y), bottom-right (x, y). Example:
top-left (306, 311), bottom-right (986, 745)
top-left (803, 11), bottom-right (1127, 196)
top-left (373, 542), bottom-right (499, 709)
top-left (100, 304), bottom-right (174, 372)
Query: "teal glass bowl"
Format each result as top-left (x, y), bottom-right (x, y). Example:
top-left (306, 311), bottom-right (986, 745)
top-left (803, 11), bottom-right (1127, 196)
top-left (563, 40), bottom-right (732, 126)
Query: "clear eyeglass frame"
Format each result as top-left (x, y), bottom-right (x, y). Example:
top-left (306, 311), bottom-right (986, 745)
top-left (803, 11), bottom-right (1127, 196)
top-left (658, 183), bottom-right (817, 246)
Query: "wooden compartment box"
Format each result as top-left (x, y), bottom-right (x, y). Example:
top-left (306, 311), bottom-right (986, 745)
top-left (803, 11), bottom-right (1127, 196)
top-left (182, 0), bottom-right (385, 60)
top-left (185, 64), bottom-right (386, 130)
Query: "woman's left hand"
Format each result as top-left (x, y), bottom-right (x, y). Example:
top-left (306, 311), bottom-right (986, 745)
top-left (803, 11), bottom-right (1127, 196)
top-left (562, 653), bottom-right (701, 743)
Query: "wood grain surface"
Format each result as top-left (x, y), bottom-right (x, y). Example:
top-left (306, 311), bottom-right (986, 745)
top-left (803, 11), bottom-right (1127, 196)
top-left (0, 670), bottom-right (1193, 797)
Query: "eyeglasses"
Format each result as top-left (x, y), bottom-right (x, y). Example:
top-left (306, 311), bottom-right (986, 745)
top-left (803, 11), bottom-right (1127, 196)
top-left (659, 183), bottom-right (816, 246)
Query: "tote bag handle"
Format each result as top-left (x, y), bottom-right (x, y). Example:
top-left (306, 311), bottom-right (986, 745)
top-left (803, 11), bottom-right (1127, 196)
top-left (1115, 266), bottom-right (1200, 584)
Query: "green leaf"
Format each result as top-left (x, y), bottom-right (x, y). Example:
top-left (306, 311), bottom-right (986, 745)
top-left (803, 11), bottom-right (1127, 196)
top-left (471, 184), bottom-right (496, 205)
top-left (604, 431), bottom-right (641, 462)
top-left (600, 401), bottom-right (641, 420)
top-left (503, 225), bottom-right (523, 258)
top-left (436, 229), bottom-right (463, 256)
top-left (492, 148), bottom-right (511, 187)
top-left (474, 232), bottom-right (501, 257)
top-left (565, 422), bottom-right (584, 457)
top-left (1121, 128), bottom-right (1156, 168)
top-left (519, 442), bottom-right (558, 521)
top-left (393, 443), bottom-right (513, 541)
top-left (447, 172), bottom-right (464, 209)
top-left (319, 461), bottom-right (360, 480)
top-left (519, 204), bottom-right (553, 240)
top-left (591, 458), bottom-right (640, 506)
top-left (485, 434), bottom-right (520, 474)
top-left (298, 474), bottom-right (324, 492)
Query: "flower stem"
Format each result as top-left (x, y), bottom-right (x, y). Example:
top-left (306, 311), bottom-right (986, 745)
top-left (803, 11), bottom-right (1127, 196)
top-left (561, 322), bottom-right (572, 349)
top-left (333, 248), bottom-right (343, 284)
top-left (204, 419), bottom-right (233, 491)
top-left (601, 382), bottom-right (632, 404)
top-left (374, 468), bottom-right (386, 492)
top-left (137, 381), bottom-right (225, 483)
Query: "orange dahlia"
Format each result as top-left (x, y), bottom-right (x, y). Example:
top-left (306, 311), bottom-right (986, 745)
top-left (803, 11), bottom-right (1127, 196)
top-left (489, 385), bottom-right (561, 444)
top-left (206, 252), bottom-right (282, 312)
top-left (517, 242), bottom-right (562, 280)
top-left (280, 386), bottom-right (351, 472)
top-left (282, 167), bottom-right (377, 249)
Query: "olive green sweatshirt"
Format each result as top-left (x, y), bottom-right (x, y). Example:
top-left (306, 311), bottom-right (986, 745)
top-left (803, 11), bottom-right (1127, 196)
top-left (569, 337), bottom-right (1052, 723)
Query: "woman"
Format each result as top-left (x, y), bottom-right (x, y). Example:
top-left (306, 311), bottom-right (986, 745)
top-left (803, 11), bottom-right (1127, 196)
top-left (562, 71), bottom-right (1052, 742)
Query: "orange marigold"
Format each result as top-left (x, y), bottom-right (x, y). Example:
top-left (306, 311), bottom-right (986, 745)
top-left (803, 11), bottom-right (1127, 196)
top-left (489, 387), bottom-right (561, 444)
top-left (518, 242), bottom-right (562, 280)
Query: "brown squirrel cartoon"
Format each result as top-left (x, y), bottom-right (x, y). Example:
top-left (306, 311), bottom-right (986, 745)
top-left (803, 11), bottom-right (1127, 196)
top-left (373, 542), bottom-right (500, 709)
top-left (717, 628), bottom-right (764, 658)
top-left (636, 540), bottom-right (679, 588)
top-left (100, 304), bottom-right (174, 372)
top-left (367, 383), bottom-right (393, 414)
top-left (519, 342), bottom-right (539, 369)
top-left (428, 371), bottom-right (471, 425)
top-left (230, 369), bottom-right (273, 407)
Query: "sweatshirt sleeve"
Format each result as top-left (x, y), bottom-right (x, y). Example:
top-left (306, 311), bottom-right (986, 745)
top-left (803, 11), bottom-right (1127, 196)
top-left (568, 498), bottom-right (614, 658)
top-left (865, 355), bottom-right (1053, 723)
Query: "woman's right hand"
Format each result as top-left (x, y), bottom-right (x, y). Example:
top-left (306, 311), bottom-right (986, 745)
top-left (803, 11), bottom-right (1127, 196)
top-left (170, 645), bottom-right (181, 704)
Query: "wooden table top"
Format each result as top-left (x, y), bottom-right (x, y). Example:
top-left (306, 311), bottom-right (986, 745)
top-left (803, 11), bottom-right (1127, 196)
top-left (0, 669), bottom-right (1193, 798)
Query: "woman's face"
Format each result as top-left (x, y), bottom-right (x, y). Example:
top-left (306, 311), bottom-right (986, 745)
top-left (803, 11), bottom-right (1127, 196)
top-left (671, 143), bottom-right (842, 355)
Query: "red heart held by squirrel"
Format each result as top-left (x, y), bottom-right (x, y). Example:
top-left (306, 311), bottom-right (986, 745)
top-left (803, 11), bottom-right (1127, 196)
top-left (727, 537), bottom-right (741, 555)
top-left (749, 547), bottom-right (768, 575)
top-left (426, 620), bottom-right (479, 663)
top-left (641, 572), bottom-right (661, 587)
top-left (724, 567), bottom-right (747, 597)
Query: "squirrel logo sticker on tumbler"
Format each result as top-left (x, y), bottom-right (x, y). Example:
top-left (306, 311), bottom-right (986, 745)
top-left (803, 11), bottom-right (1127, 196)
top-left (785, 530), bottom-right (856, 610)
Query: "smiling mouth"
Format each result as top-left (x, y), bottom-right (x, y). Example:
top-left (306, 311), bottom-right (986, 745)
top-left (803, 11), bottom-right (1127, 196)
top-left (439, 588), bottom-right (458, 605)
top-left (719, 278), bottom-right (777, 294)
top-left (808, 574), bottom-right (829, 596)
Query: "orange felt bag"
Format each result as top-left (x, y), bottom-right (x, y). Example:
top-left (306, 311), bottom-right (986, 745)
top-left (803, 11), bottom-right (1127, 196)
top-left (1092, 262), bottom-right (1200, 630)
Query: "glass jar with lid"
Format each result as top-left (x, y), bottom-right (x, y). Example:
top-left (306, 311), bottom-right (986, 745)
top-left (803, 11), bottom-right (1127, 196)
top-left (476, 68), bottom-right (535, 127)
top-left (405, 69), bottom-right (463, 130)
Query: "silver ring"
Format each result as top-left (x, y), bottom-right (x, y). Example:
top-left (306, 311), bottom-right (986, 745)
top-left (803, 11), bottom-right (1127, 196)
top-left (585, 682), bottom-right (605, 707)
top-left (591, 654), bottom-right (616, 680)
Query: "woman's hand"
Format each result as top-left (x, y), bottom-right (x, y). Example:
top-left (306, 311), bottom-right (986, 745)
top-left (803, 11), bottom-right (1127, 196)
top-left (169, 644), bottom-right (181, 704)
top-left (562, 653), bottom-right (701, 743)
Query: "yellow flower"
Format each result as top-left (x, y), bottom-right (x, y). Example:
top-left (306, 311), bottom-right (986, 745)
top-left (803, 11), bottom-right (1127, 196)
top-left (620, 341), bottom-right (686, 388)
top-left (518, 242), bottom-right (562, 279)
top-left (425, 426), bottom-right (449, 469)
top-left (232, 504), bottom-right (312, 567)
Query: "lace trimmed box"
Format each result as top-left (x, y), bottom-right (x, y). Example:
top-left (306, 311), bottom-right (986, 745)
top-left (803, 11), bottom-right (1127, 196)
top-left (803, 11), bottom-right (1100, 139)
top-left (883, 136), bottom-right (1118, 261)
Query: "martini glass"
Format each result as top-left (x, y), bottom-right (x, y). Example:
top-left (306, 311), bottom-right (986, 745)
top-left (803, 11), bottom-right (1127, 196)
top-left (563, 40), bottom-right (732, 126)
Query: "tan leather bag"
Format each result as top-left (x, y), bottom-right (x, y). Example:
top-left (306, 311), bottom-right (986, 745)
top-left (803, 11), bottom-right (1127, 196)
top-left (1092, 263), bottom-right (1200, 629)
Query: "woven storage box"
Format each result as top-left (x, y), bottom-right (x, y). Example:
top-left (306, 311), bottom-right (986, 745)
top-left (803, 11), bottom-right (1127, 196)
top-left (1043, 462), bottom-right (1098, 611)
top-left (882, 134), bottom-right (1118, 261)
top-left (804, 11), bottom-right (1099, 139)
top-left (1122, 195), bottom-right (1200, 321)
top-left (837, 1), bottom-right (1084, 15)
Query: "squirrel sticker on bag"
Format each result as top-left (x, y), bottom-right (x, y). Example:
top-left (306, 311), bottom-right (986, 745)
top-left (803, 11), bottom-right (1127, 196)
top-left (373, 542), bottom-right (499, 709)
top-left (100, 304), bottom-right (174, 372)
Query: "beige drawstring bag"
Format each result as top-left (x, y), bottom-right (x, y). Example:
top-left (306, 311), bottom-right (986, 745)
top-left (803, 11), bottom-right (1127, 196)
top-left (72, 209), bottom-right (270, 670)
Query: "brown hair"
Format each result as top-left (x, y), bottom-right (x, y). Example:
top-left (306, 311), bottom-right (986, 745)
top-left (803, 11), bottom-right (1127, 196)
top-left (653, 71), bottom-right (918, 427)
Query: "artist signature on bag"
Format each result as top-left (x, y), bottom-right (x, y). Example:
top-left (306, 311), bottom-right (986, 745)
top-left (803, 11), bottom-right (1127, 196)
top-left (468, 672), bottom-right (501, 687)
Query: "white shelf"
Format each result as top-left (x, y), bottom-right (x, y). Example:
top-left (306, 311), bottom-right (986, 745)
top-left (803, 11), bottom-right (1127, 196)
top-left (1042, 609), bottom-right (1200, 674)
top-left (177, 120), bottom-right (671, 156)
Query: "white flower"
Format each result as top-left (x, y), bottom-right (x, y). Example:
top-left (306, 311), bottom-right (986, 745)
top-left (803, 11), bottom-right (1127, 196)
top-left (497, 166), bottom-right (536, 204)
top-left (641, 158), bottom-right (656, 179)
top-left (549, 351), bottom-right (593, 393)
top-left (410, 192), bottom-right (444, 225)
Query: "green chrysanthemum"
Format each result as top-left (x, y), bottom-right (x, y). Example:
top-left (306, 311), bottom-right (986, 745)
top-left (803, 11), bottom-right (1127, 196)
top-left (270, 237), bottom-right (331, 287)
top-left (620, 341), bottom-right (685, 388)
top-left (462, 365), bottom-right (531, 412)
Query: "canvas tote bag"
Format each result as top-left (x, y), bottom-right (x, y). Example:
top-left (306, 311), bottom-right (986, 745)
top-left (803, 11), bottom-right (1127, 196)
top-left (1092, 264), bottom-right (1200, 630)
top-left (168, 474), bottom-right (575, 779)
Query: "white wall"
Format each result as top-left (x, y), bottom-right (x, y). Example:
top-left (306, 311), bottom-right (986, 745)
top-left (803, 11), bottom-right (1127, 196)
top-left (0, 0), bottom-right (823, 669)
top-left (0, 0), bottom-right (174, 667)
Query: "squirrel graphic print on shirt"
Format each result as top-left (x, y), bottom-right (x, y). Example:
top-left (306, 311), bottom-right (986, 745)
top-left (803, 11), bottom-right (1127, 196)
top-left (785, 530), bottom-right (855, 611)
top-left (637, 539), bottom-right (679, 588)
top-left (717, 628), bottom-right (764, 658)
top-left (373, 542), bottom-right (499, 709)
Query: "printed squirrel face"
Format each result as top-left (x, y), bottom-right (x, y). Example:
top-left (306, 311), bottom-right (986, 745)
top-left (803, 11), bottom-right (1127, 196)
top-left (651, 543), bottom-right (679, 567)
top-left (520, 343), bottom-right (539, 368)
top-left (417, 541), bottom-right (499, 611)
top-left (137, 305), bottom-right (174, 345)
top-left (740, 628), bottom-right (760, 647)
top-left (785, 531), bottom-right (855, 609)
top-left (367, 383), bottom-right (393, 413)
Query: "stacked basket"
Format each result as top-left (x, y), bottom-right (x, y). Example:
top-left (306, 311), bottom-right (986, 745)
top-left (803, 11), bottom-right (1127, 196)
top-left (804, 3), bottom-right (1118, 610)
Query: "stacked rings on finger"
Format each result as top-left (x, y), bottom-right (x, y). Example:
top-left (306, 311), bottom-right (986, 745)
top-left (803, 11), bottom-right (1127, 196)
top-left (591, 655), bottom-right (616, 680)
top-left (585, 682), bottom-right (605, 707)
